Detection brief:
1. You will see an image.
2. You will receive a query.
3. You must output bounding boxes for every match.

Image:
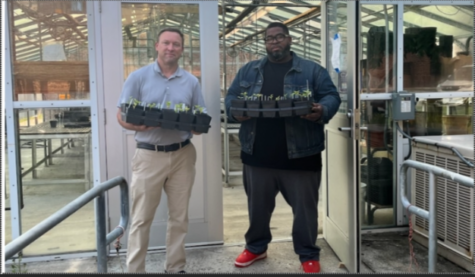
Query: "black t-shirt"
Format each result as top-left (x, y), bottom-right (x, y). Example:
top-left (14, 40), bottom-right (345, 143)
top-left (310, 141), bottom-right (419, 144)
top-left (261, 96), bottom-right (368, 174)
top-left (241, 59), bottom-right (321, 171)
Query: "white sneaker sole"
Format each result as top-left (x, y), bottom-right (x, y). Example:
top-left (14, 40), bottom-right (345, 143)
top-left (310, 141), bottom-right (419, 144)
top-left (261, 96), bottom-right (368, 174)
top-left (234, 253), bottom-right (267, 267)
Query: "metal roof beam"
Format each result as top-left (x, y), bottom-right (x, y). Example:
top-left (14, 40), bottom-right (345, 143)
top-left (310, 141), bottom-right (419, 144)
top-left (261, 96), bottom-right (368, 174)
top-left (360, 6), bottom-right (465, 49)
top-left (229, 6), bottom-right (321, 48)
top-left (405, 6), bottom-right (472, 33)
top-left (219, 0), bottom-right (260, 38)
top-left (62, 13), bottom-right (87, 41)
top-left (13, 32), bottom-right (40, 48)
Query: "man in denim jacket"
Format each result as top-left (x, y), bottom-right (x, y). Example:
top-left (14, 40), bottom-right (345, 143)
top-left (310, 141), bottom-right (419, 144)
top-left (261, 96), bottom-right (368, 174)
top-left (225, 22), bottom-right (341, 273)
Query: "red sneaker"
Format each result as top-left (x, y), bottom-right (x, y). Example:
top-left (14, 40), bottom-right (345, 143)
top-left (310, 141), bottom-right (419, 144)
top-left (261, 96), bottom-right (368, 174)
top-left (302, 260), bottom-right (320, 273)
top-left (234, 249), bottom-right (267, 267)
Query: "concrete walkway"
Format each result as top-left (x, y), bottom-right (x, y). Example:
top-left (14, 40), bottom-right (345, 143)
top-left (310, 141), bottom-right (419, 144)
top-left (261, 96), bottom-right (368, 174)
top-left (4, 232), bottom-right (469, 273)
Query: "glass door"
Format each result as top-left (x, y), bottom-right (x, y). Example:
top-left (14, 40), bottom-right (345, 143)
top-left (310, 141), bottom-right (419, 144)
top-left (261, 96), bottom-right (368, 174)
top-left (358, 1), bottom-right (473, 231)
top-left (4, 0), bottom-right (97, 257)
top-left (359, 3), bottom-right (398, 229)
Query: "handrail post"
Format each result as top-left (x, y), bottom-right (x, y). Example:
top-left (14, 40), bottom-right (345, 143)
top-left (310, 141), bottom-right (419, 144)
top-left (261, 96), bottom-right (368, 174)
top-left (5, 176), bottom-right (129, 273)
top-left (96, 192), bottom-right (108, 273)
top-left (428, 172), bottom-right (436, 273)
top-left (400, 160), bottom-right (473, 273)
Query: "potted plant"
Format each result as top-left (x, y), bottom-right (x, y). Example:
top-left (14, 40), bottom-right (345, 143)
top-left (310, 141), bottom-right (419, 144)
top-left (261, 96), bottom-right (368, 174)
top-left (193, 105), bottom-right (212, 133)
top-left (230, 92), bottom-right (248, 117)
top-left (121, 97), bottom-right (144, 125)
top-left (176, 104), bottom-right (195, 132)
top-left (161, 101), bottom-right (178, 130)
top-left (246, 93), bottom-right (262, 117)
top-left (143, 103), bottom-right (162, 127)
top-left (292, 88), bottom-right (313, 116)
top-left (261, 94), bottom-right (277, 118)
top-left (276, 95), bottom-right (293, 117)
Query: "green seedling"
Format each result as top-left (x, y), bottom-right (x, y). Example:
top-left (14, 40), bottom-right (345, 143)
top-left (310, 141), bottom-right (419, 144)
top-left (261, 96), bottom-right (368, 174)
top-left (147, 103), bottom-right (157, 110)
top-left (132, 99), bottom-right (141, 109)
top-left (291, 90), bottom-right (301, 99)
top-left (301, 89), bottom-right (312, 99)
top-left (10, 254), bottom-right (27, 273)
top-left (252, 93), bottom-right (263, 101)
top-left (194, 105), bottom-right (206, 114)
top-left (128, 96), bottom-right (141, 109)
top-left (238, 91), bottom-right (249, 100)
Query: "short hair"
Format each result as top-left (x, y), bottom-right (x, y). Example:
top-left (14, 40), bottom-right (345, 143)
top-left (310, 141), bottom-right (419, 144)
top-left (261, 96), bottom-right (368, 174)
top-left (156, 28), bottom-right (184, 47)
top-left (265, 22), bottom-right (289, 35)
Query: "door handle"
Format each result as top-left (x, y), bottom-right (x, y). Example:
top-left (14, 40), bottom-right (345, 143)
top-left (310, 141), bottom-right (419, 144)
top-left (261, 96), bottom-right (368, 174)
top-left (338, 109), bottom-right (360, 140)
top-left (339, 126), bottom-right (367, 132)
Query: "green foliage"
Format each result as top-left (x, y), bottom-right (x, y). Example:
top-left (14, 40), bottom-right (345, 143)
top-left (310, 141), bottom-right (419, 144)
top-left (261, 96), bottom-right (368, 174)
top-left (275, 95), bottom-right (290, 101)
top-left (10, 254), bottom-right (28, 273)
top-left (370, 112), bottom-right (386, 125)
top-left (174, 103), bottom-right (190, 113)
top-left (238, 92), bottom-right (249, 100)
top-left (252, 93), bottom-right (263, 100)
top-left (301, 89), bottom-right (312, 99)
top-left (194, 105), bottom-right (205, 114)
top-left (147, 103), bottom-right (157, 110)
top-left (132, 99), bottom-right (141, 109)
top-left (291, 90), bottom-right (301, 99)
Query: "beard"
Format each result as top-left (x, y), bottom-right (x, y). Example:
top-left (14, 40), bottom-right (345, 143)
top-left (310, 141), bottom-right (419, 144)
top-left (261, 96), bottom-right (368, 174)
top-left (266, 43), bottom-right (291, 61)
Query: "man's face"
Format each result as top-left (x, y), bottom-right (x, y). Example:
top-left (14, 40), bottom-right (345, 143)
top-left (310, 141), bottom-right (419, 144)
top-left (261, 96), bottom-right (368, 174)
top-left (155, 31), bottom-right (184, 65)
top-left (264, 27), bottom-right (291, 62)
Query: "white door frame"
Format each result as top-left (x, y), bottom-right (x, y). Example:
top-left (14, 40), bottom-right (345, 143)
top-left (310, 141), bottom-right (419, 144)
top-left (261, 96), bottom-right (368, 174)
top-left (321, 0), bottom-right (361, 273)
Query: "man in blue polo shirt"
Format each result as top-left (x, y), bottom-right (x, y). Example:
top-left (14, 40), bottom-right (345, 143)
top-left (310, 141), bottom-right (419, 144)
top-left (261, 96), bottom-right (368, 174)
top-left (116, 28), bottom-right (205, 273)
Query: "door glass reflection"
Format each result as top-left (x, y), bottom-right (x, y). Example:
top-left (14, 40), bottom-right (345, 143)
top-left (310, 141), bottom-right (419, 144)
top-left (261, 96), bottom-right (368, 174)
top-left (10, 0), bottom-right (90, 101)
top-left (15, 107), bottom-right (95, 256)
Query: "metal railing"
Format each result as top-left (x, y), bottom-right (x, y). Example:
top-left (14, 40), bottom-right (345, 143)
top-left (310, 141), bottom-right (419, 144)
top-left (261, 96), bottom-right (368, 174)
top-left (399, 160), bottom-right (474, 273)
top-left (5, 176), bottom-right (129, 273)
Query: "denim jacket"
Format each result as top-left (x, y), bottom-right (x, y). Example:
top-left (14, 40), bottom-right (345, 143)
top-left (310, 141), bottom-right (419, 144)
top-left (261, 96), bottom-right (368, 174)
top-left (225, 52), bottom-right (341, 159)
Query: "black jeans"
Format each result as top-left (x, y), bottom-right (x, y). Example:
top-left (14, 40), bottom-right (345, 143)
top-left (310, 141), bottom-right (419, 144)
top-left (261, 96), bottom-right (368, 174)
top-left (242, 164), bottom-right (321, 262)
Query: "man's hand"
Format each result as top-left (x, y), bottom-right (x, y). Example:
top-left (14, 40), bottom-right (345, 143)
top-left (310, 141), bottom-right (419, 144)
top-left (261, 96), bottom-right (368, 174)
top-left (135, 125), bottom-right (158, 132)
top-left (301, 103), bottom-right (323, 122)
top-left (234, 116), bottom-right (251, 122)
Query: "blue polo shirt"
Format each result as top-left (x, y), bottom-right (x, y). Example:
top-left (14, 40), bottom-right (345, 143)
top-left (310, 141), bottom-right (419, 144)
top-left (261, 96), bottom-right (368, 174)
top-left (117, 60), bottom-right (206, 145)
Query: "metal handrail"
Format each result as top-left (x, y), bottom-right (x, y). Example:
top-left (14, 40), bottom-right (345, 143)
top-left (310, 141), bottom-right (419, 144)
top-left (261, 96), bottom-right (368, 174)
top-left (5, 176), bottom-right (129, 273)
top-left (399, 160), bottom-right (474, 273)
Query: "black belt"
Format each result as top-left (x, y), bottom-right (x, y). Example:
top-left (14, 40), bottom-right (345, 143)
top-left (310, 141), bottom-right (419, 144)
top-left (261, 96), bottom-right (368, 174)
top-left (137, 139), bottom-right (190, 152)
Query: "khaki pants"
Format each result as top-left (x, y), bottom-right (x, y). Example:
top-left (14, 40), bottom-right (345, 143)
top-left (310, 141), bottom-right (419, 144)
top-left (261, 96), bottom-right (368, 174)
top-left (126, 143), bottom-right (196, 273)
